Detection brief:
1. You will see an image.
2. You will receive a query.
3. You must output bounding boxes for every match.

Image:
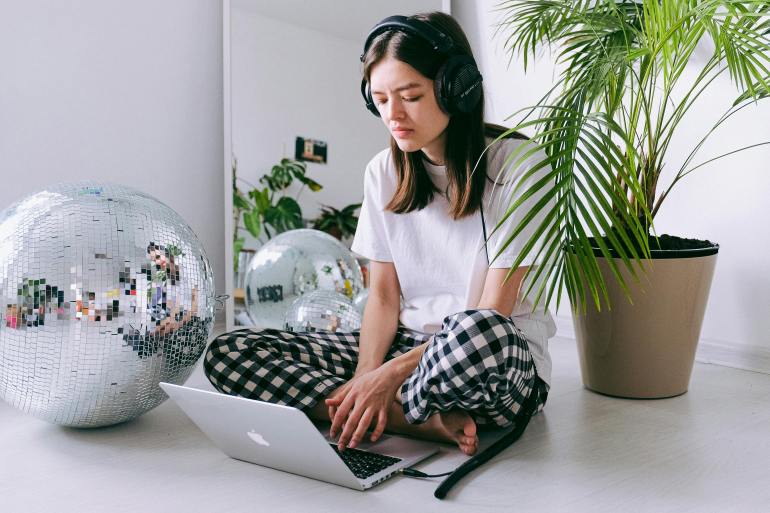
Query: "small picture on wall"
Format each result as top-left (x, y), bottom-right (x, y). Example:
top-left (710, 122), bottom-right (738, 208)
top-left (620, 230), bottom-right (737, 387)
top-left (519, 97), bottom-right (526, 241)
top-left (295, 136), bottom-right (327, 164)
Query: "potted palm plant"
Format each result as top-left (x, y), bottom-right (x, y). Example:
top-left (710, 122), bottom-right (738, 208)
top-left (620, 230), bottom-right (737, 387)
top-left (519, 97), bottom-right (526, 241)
top-left (492, 0), bottom-right (770, 397)
top-left (311, 203), bottom-right (361, 241)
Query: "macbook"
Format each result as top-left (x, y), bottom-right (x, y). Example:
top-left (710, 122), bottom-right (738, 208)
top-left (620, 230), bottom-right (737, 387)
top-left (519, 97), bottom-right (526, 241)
top-left (160, 382), bottom-right (440, 490)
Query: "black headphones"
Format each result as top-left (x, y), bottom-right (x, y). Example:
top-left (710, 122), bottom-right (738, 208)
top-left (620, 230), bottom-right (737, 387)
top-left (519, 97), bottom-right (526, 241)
top-left (360, 15), bottom-right (483, 117)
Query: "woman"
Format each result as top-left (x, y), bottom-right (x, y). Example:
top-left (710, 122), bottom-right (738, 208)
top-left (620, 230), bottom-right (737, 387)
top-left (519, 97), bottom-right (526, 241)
top-left (205, 12), bottom-right (556, 457)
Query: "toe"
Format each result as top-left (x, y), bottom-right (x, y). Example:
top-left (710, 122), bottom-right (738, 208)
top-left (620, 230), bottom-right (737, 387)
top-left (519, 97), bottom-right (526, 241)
top-left (459, 435), bottom-right (476, 445)
top-left (458, 436), bottom-right (478, 455)
top-left (463, 419), bottom-right (477, 438)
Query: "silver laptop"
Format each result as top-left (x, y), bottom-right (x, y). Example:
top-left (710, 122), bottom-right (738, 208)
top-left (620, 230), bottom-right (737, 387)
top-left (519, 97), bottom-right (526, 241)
top-left (160, 382), bottom-right (440, 490)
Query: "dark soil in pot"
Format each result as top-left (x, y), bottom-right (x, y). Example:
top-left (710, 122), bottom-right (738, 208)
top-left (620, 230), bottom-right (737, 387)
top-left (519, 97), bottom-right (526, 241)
top-left (582, 229), bottom-right (720, 259)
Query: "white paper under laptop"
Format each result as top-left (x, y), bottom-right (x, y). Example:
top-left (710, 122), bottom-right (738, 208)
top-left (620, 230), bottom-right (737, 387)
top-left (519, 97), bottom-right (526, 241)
top-left (160, 382), bottom-right (440, 491)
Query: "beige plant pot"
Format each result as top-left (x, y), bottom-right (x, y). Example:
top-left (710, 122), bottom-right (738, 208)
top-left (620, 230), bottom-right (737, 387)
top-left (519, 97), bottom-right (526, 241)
top-left (572, 246), bottom-right (718, 398)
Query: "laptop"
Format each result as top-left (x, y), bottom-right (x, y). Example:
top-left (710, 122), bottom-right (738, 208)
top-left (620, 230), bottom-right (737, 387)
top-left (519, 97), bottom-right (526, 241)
top-left (160, 382), bottom-right (440, 491)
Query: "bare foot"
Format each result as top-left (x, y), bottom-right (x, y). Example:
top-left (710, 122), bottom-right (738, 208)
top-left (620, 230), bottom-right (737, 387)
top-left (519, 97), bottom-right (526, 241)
top-left (431, 410), bottom-right (479, 455)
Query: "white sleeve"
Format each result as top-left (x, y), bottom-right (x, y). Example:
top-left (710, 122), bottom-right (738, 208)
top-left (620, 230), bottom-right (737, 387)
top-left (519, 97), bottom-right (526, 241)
top-left (485, 144), bottom-right (554, 269)
top-left (351, 161), bottom-right (393, 262)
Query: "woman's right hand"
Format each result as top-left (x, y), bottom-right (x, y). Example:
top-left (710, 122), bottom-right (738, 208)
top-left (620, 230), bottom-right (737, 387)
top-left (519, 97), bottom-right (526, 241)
top-left (326, 363), bottom-right (404, 450)
top-left (326, 366), bottom-right (376, 424)
top-left (326, 380), bottom-right (352, 423)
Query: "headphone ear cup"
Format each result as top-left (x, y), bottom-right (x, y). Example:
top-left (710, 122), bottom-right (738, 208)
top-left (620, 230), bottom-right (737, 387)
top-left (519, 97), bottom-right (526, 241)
top-left (433, 64), bottom-right (452, 115)
top-left (434, 55), bottom-right (483, 115)
top-left (360, 78), bottom-right (381, 117)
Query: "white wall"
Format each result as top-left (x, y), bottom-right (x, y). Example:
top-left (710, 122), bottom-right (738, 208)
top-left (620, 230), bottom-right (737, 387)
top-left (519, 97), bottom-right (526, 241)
top-left (453, 0), bottom-right (770, 350)
top-left (0, 1), bottom-right (224, 296)
top-left (3, 0), bottom-right (766, 350)
top-left (230, 7), bottom-right (388, 245)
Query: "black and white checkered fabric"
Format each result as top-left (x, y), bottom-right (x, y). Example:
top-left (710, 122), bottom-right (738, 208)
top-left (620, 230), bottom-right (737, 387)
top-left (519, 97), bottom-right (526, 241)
top-left (204, 309), bottom-right (548, 428)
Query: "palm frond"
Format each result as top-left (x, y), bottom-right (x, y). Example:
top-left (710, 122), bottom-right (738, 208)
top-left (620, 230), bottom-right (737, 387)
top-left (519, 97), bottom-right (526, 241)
top-left (493, 0), bottom-right (770, 313)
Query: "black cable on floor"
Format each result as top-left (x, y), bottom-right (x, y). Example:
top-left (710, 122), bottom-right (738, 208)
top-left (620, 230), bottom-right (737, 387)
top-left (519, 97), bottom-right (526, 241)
top-left (434, 400), bottom-right (535, 499)
top-left (400, 383), bottom-right (540, 499)
top-left (401, 468), bottom-right (453, 478)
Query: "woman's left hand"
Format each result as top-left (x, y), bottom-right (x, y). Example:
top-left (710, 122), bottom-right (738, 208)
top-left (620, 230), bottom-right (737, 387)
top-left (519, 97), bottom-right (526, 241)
top-left (325, 363), bottom-right (402, 450)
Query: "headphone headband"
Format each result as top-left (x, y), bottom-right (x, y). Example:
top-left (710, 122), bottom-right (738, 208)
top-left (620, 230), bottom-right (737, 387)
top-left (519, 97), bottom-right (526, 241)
top-left (359, 15), bottom-right (454, 62)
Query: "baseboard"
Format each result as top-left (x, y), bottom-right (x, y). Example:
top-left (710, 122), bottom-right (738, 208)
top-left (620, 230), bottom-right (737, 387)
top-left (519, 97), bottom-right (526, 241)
top-left (551, 314), bottom-right (770, 375)
top-left (694, 339), bottom-right (770, 375)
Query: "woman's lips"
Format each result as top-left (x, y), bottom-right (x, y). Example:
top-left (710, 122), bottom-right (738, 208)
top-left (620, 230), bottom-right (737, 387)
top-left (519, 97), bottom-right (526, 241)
top-left (392, 128), bottom-right (413, 138)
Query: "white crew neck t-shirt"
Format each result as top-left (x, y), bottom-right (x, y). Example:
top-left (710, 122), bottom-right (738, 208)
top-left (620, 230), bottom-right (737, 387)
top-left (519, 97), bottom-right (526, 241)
top-left (351, 137), bottom-right (556, 386)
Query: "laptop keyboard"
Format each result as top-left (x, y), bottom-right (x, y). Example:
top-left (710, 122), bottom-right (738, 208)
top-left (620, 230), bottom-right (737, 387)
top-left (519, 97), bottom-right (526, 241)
top-left (329, 444), bottom-right (402, 479)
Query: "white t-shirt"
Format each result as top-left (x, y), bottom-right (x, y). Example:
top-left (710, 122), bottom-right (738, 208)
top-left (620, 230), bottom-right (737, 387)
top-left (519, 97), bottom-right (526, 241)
top-left (351, 137), bottom-right (556, 386)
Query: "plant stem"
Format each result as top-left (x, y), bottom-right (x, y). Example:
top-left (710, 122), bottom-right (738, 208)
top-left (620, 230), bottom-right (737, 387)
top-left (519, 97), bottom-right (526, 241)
top-left (237, 176), bottom-right (260, 189)
top-left (295, 183), bottom-right (306, 201)
top-left (656, 60), bottom-right (725, 167)
top-left (653, 91), bottom-right (764, 218)
top-left (681, 141), bottom-right (770, 177)
top-left (652, 141), bottom-right (770, 218)
top-left (676, 94), bottom-right (756, 179)
top-left (233, 208), bottom-right (241, 243)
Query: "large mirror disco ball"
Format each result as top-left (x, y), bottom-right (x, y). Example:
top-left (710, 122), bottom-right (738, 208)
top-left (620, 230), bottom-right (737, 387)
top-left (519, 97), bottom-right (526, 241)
top-left (244, 229), bottom-right (363, 329)
top-left (0, 183), bottom-right (215, 427)
top-left (284, 290), bottom-right (362, 333)
top-left (352, 289), bottom-right (370, 315)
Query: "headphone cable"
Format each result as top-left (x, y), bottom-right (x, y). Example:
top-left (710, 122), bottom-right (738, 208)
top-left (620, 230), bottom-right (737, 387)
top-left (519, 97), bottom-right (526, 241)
top-left (400, 468), bottom-right (453, 478)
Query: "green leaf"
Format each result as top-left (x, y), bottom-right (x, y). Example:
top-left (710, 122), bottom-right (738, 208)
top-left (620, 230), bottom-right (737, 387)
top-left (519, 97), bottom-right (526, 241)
top-left (233, 191), bottom-right (251, 210)
top-left (258, 174), bottom-right (276, 191)
top-left (313, 217), bottom-right (333, 230)
top-left (261, 164), bottom-right (293, 192)
top-left (265, 196), bottom-right (303, 233)
top-left (248, 188), bottom-right (270, 212)
top-left (311, 203), bottom-right (361, 237)
top-left (242, 209), bottom-right (262, 239)
top-left (733, 82), bottom-right (770, 105)
top-left (284, 159), bottom-right (307, 176)
top-left (233, 237), bottom-right (245, 271)
top-left (294, 173), bottom-right (323, 192)
top-left (341, 203), bottom-right (362, 215)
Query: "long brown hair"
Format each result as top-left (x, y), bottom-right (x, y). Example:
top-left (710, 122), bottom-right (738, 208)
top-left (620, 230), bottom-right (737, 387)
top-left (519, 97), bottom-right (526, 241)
top-left (362, 12), bottom-right (491, 219)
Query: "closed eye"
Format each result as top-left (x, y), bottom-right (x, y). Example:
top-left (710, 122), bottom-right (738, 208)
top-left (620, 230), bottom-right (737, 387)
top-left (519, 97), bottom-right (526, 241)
top-left (374, 96), bottom-right (422, 105)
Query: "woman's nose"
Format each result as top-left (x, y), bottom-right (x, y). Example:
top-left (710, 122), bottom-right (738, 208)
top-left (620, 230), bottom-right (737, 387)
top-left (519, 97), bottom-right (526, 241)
top-left (385, 99), bottom-right (405, 120)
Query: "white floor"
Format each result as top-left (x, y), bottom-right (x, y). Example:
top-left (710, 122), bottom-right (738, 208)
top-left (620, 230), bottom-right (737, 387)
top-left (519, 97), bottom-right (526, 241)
top-left (2, 335), bottom-right (770, 513)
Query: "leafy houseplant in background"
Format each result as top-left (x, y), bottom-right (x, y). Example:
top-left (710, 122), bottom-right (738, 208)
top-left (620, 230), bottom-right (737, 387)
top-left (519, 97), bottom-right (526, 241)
top-left (494, 0), bottom-right (770, 397)
top-left (232, 157), bottom-right (322, 274)
top-left (312, 203), bottom-right (362, 241)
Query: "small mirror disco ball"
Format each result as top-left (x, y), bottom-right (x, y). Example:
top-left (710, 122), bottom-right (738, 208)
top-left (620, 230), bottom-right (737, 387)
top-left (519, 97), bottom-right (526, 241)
top-left (284, 290), bottom-right (362, 333)
top-left (0, 183), bottom-right (215, 427)
top-left (243, 229), bottom-right (363, 329)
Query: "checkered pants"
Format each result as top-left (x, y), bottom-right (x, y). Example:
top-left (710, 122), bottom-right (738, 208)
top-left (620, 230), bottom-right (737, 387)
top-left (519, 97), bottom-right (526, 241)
top-left (204, 309), bottom-right (548, 428)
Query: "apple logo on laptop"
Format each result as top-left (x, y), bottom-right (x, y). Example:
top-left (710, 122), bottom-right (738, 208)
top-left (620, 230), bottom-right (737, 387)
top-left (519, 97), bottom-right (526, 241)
top-left (247, 430), bottom-right (270, 447)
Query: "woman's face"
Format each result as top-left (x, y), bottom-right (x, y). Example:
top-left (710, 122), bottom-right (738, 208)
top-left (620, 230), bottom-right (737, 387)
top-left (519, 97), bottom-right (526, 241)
top-left (368, 56), bottom-right (450, 162)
